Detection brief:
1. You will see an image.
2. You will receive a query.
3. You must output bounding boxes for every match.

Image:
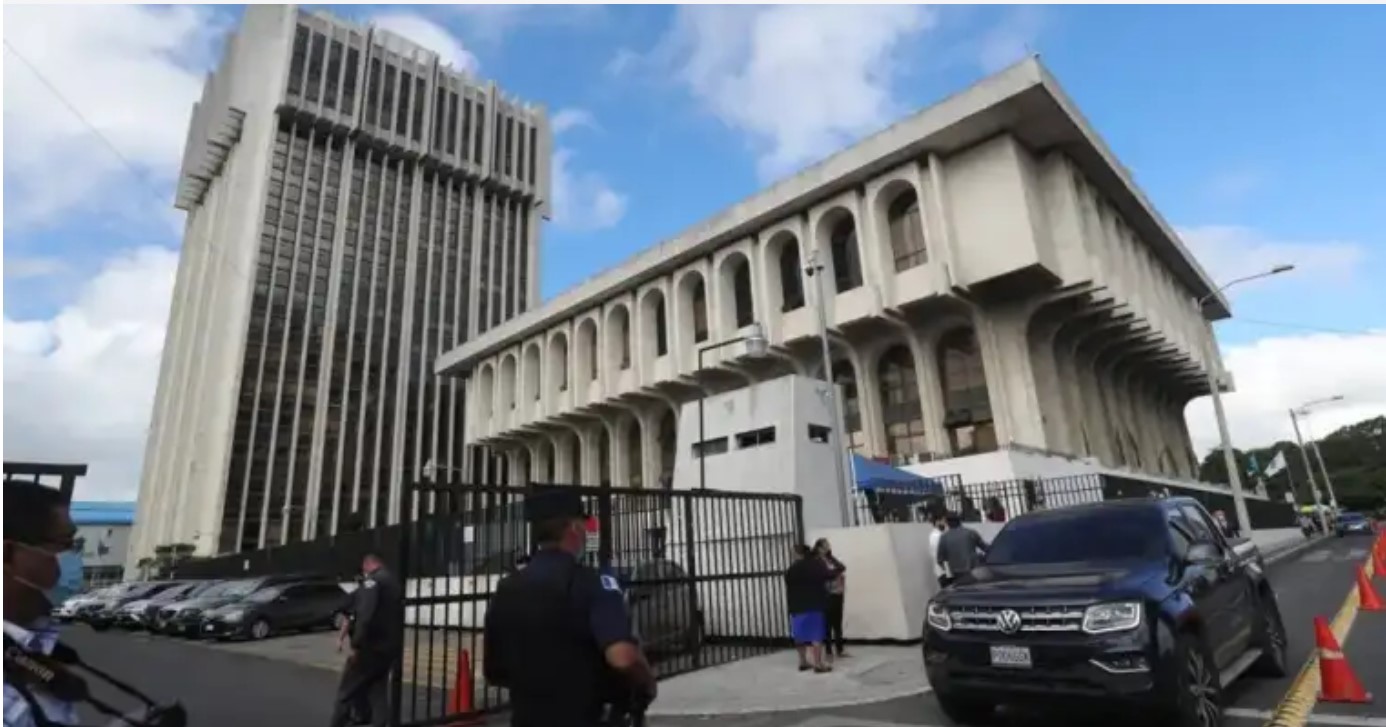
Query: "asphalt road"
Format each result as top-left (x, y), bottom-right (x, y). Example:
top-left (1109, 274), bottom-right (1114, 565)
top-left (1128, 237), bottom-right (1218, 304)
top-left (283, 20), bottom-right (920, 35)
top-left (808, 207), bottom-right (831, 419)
top-left (54, 535), bottom-right (1383, 727)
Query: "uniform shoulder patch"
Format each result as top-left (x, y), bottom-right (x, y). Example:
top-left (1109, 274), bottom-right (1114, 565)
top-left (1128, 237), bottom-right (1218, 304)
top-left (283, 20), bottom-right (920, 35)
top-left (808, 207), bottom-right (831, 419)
top-left (599, 575), bottom-right (622, 593)
top-left (363, 579), bottom-right (377, 588)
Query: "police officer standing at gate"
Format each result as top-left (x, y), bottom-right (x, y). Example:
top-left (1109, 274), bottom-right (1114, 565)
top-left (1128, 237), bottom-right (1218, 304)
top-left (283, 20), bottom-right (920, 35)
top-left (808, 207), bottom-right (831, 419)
top-left (483, 490), bottom-right (657, 727)
top-left (329, 552), bottom-right (402, 727)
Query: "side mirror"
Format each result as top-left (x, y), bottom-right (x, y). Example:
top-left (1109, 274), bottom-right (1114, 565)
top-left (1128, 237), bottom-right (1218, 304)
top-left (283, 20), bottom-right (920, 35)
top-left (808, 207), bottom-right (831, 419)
top-left (1185, 542), bottom-right (1221, 565)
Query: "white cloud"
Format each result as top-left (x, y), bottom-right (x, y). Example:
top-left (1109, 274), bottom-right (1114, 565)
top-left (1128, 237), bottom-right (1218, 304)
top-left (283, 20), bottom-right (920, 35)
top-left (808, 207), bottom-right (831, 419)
top-left (3, 246), bottom-right (179, 502)
top-left (447, 5), bottom-right (605, 46)
top-left (370, 13), bottom-right (479, 75)
top-left (1185, 331), bottom-right (1386, 458)
top-left (654, 5), bottom-right (937, 181)
top-left (5, 257), bottom-right (70, 280)
top-left (1203, 168), bottom-right (1266, 205)
top-left (551, 148), bottom-right (627, 232)
top-left (1178, 225), bottom-right (1366, 286)
top-left (551, 107), bottom-right (598, 135)
top-left (2, 4), bottom-right (222, 228)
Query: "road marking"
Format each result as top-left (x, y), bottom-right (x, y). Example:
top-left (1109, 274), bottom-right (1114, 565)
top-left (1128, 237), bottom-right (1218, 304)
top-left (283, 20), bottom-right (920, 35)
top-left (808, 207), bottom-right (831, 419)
top-left (1226, 708), bottom-right (1386, 726)
top-left (1262, 550), bottom-right (1370, 727)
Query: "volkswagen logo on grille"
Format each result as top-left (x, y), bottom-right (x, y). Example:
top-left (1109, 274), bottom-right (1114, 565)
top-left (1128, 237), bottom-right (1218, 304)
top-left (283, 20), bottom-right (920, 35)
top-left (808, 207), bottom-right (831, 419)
top-left (997, 609), bottom-right (1023, 634)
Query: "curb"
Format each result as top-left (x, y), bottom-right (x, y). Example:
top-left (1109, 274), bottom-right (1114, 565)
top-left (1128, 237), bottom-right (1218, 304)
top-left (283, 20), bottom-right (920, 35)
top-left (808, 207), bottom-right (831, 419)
top-left (1264, 535), bottom-right (1326, 566)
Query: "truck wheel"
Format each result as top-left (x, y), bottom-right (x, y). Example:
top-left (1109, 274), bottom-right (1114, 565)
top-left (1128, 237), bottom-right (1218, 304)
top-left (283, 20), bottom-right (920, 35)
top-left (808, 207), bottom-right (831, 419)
top-left (936, 692), bottom-right (993, 726)
top-left (1167, 634), bottom-right (1223, 727)
top-left (1250, 595), bottom-right (1289, 678)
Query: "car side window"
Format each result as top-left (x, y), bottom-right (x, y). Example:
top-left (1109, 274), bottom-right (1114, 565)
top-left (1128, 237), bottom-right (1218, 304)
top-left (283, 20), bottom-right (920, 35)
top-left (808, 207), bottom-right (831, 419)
top-left (1178, 505), bottom-right (1225, 551)
top-left (1166, 510), bottom-right (1196, 556)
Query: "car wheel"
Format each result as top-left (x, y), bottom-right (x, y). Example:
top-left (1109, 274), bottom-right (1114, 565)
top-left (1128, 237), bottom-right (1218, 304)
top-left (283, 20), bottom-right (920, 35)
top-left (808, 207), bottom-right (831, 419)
top-left (250, 618), bottom-right (272, 640)
top-left (1251, 593), bottom-right (1289, 678)
top-left (936, 692), bottom-right (994, 726)
top-left (1168, 633), bottom-right (1223, 727)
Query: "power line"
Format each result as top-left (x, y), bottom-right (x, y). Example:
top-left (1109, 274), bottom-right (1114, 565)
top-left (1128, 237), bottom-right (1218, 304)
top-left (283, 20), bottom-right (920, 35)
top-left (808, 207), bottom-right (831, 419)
top-left (1234, 318), bottom-right (1383, 337)
top-left (3, 38), bottom-right (168, 201)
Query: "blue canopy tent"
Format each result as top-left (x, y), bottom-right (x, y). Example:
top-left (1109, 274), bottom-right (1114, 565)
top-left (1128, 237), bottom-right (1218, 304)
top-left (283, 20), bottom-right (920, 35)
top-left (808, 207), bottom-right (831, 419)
top-left (849, 454), bottom-right (944, 524)
top-left (849, 453), bottom-right (944, 495)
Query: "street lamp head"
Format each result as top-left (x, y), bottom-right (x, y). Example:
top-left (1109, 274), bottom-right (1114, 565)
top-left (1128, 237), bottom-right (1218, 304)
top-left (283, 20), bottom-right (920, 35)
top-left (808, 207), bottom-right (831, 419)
top-left (744, 322), bottom-right (770, 357)
top-left (1270, 264), bottom-right (1295, 275)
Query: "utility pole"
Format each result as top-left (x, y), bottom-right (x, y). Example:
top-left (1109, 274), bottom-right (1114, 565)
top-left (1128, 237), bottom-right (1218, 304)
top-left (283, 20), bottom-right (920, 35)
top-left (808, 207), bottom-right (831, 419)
top-left (1289, 409), bottom-right (1330, 534)
top-left (805, 249), bottom-right (855, 527)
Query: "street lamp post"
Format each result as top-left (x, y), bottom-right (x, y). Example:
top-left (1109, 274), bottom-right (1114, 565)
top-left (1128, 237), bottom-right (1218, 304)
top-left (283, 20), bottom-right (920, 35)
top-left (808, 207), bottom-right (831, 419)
top-left (696, 322), bottom-right (769, 491)
top-left (804, 250), bottom-right (856, 528)
top-left (1288, 409), bottom-right (1331, 533)
top-left (1294, 395), bottom-right (1345, 512)
top-left (1197, 264), bottom-right (1294, 536)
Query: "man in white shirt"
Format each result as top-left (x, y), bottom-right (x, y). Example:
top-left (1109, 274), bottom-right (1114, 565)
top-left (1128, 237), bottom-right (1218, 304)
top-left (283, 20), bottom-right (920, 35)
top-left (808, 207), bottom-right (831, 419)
top-left (927, 511), bottom-right (949, 586)
top-left (4, 481), bottom-right (82, 727)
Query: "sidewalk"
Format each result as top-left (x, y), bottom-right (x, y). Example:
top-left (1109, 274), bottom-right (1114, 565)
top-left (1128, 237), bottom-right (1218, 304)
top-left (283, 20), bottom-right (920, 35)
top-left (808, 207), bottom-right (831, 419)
top-left (648, 646), bottom-right (927, 717)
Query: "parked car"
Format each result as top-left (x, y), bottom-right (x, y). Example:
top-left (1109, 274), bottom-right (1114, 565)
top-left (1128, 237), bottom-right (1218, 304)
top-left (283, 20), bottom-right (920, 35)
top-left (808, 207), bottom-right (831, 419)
top-left (923, 497), bottom-right (1287, 727)
top-left (200, 580), bottom-right (350, 640)
top-left (154, 574), bottom-right (335, 637)
top-left (54, 585), bottom-right (125, 622)
top-left (1335, 511), bottom-right (1375, 537)
top-left (86, 582), bottom-right (185, 631)
top-left (616, 559), bottom-right (704, 660)
top-left (117, 580), bottom-right (219, 630)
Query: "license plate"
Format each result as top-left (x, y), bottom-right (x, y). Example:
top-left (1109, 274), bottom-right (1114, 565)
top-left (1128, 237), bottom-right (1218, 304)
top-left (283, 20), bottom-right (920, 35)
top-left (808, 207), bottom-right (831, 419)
top-left (989, 645), bottom-right (1032, 669)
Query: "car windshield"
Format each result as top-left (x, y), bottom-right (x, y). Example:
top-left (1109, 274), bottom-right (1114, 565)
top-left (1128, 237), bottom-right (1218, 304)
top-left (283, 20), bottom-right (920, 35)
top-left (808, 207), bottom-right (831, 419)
top-left (1339, 513), bottom-right (1367, 523)
top-left (986, 506), bottom-right (1169, 565)
top-left (149, 584), bottom-right (190, 602)
top-left (199, 580), bottom-right (255, 599)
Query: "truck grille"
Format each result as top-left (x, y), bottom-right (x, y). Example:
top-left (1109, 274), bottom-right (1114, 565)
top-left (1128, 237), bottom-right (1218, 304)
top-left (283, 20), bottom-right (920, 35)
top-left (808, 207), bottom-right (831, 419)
top-left (949, 605), bottom-right (1084, 633)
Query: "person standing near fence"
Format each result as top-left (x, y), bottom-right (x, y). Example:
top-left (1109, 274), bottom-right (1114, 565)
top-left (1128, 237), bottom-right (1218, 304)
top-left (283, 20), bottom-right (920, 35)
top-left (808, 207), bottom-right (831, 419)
top-left (935, 514), bottom-right (989, 588)
top-left (785, 544), bottom-right (835, 674)
top-left (329, 553), bottom-right (401, 727)
top-left (483, 489), bottom-right (657, 727)
top-left (813, 539), bottom-right (848, 660)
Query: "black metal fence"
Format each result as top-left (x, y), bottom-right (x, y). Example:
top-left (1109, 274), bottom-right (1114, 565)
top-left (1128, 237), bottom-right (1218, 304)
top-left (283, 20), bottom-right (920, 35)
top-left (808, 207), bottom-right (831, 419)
top-left (853, 472), bottom-right (1299, 533)
top-left (393, 481), bottom-right (804, 727)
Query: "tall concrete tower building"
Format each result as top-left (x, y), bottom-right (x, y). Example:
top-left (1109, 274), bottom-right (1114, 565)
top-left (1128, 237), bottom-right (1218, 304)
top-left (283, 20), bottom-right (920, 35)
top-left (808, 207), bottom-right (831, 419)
top-left (129, 5), bottom-right (550, 569)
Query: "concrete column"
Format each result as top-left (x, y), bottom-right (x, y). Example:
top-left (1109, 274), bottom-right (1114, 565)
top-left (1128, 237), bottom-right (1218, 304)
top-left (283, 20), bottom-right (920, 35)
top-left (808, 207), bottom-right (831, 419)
top-left (607, 417), bottom-right (628, 487)
top-left (551, 430), bottom-right (574, 483)
top-left (972, 303), bottom-right (1047, 449)
top-left (638, 408), bottom-right (661, 490)
top-left (847, 344), bottom-right (887, 457)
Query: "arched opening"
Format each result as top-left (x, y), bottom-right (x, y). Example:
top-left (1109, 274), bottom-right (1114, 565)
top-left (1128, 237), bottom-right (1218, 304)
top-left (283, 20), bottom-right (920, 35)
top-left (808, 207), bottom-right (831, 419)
top-left (607, 305), bottom-right (632, 371)
top-left (516, 449), bottom-right (531, 485)
top-left (570, 436), bottom-right (583, 484)
top-left (658, 409), bottom-right (677, 487)
top-left (576, 318), bottom-right (598, 383)
top-left (825, 211), bottom-right (863, 293)
top-left (476, 365), bottom-right (495, 419)
top-left (878, 345), bottom-right (928, 462)
top-left (719, 252), bottom-right (755, 331)
top-left (626, 421), bottom-right (643, 489)
top-left (774, 233), bottom-right (805, 312)
top-left (547, 332), bottom-right (569, 395)
top-left (640, 289), bottom-right (669, 359)
top-left (678, 272), bottom-right (709, 346)
top-left (830, 359), bottom-right (865, 453)
top-left (886, 186), bottom-right (927, 271)
top-left (523, 343), bottom-right (541, 401)
top-left (537, 440), bottom-right (554, 484)
top-left (598, 427), bottom-right (612, 486)
top-left (499, 355), bottom-right (518, 410)
top-left (938, 328), bottom-right (996, 455)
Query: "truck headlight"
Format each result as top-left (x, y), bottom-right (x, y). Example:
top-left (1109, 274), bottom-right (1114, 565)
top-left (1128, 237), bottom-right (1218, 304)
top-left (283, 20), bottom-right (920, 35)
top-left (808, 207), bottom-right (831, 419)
top-left (1082, 602), bottom-right (1142, 634)
top-left (926, 601), bottom-right (952, 632)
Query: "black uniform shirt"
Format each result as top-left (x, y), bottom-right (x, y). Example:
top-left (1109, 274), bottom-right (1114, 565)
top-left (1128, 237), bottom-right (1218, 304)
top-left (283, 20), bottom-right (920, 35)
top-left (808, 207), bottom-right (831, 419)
top-left (352, 567), bottom-right (403, 658)
top-left (483, 549), bottom-right (636, 727)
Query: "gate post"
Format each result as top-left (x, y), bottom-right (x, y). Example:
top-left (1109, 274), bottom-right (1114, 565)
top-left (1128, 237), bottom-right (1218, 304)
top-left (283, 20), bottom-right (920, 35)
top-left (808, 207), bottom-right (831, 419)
top-left (389, 481), bottom-right (414, 727)
top-left (681, 490), bottom-right (700, 669)
top-left (597, 486), bottom-right (614, 572)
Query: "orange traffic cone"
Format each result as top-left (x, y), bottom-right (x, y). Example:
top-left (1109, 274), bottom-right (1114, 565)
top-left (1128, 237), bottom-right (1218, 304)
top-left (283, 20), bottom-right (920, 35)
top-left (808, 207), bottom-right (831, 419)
top-left (1314, 616), bottom-right (1373, 704)
top-left (447, 649), bottom-right (480, 726)
top-left (1374, 546), bottom-right (1386, 579)
top-left (1360, 567), bottom-right (1386, 612)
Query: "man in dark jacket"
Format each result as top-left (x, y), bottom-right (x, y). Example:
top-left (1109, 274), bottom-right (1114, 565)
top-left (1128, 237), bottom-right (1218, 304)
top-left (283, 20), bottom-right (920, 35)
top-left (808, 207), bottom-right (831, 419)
top-left (329, 552), bottom-right (402, 727)
top-left (784, 544), bottom-right (839, 673)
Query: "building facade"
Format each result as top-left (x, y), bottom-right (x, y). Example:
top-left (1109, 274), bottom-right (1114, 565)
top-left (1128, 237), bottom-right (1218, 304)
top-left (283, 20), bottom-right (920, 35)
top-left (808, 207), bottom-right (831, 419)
top-left (73, 502), bottom-right (135, 589)
top-left (130, 5), bottom-right (550, 571)
top-left (438, 59), bottom-right (1231, 493)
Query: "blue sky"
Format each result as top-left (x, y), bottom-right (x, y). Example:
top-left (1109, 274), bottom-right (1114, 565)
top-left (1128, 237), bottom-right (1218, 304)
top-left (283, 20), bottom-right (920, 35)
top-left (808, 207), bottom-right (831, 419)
top-left (4, 4), bottom-right (1385, 499)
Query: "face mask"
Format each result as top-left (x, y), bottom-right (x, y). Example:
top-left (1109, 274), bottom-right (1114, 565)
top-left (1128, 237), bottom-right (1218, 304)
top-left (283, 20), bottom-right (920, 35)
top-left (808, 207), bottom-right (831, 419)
top-left (11, 543), bottom-right (85, 607)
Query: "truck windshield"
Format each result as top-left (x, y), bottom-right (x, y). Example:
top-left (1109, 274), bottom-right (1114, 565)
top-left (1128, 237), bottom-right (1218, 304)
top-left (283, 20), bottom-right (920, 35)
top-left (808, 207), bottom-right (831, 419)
top-left (986, 506), bottom-right (1168, 565)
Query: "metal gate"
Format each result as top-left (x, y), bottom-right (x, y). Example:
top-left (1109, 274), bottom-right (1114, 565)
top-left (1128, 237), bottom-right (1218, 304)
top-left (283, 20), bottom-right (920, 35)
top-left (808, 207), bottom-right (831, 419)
top-left (391, 481), bottom-right (804, 727)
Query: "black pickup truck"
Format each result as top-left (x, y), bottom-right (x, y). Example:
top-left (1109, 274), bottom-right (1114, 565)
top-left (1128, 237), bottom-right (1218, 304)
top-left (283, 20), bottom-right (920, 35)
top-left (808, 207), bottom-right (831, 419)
top-left (924, 497), bottom-right (1288, 727)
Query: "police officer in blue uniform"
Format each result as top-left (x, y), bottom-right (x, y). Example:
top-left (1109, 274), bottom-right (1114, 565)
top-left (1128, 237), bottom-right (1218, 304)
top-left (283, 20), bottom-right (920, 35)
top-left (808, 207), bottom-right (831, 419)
top-left (483, 489), bottom-right (657, 727)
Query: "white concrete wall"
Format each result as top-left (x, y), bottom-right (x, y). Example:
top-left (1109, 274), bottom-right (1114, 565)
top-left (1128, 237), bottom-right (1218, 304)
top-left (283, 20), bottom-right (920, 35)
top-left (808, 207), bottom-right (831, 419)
top-left (672, 375), bottom-right (849, 530)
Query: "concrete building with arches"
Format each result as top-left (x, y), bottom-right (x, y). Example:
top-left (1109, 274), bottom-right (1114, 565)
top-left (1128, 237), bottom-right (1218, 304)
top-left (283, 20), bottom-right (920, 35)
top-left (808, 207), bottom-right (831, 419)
top-left (436, 58), bottom-right (1231, 496)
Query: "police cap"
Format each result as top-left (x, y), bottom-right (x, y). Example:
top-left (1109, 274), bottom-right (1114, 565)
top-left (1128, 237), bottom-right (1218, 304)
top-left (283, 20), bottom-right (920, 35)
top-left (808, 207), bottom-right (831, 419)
top-left (524, 487), bottom-right (587, 523)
